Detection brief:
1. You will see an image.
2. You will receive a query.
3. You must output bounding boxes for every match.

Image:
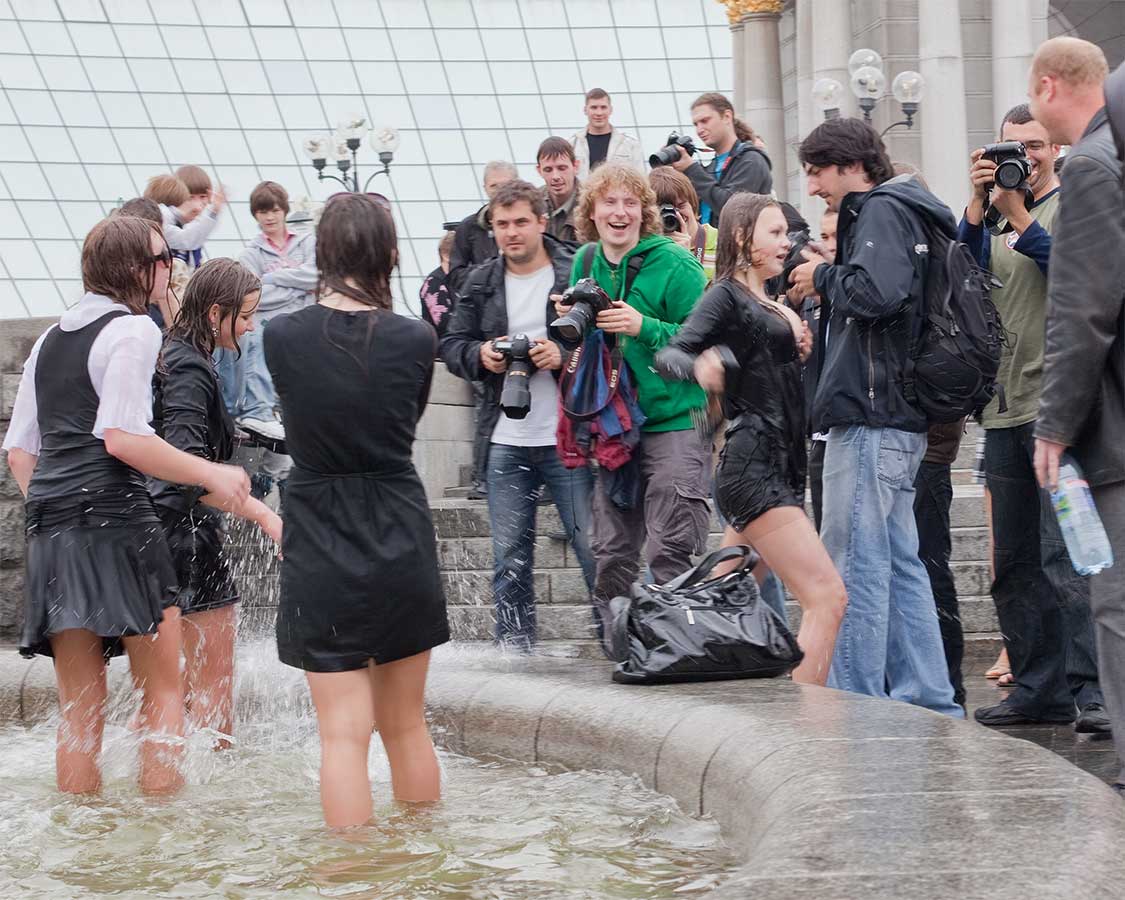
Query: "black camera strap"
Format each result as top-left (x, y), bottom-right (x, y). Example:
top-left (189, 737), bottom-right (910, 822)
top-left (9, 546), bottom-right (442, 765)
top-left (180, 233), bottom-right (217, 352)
top-left (579, 242), bottom-right (651, 302)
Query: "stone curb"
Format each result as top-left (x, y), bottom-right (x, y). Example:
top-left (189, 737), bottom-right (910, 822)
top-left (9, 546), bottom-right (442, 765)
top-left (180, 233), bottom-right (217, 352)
top-left (3, 650), bottom-right (1124, 898)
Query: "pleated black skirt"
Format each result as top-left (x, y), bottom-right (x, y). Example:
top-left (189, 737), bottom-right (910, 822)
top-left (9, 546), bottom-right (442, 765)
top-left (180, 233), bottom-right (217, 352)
top-left (20, 491), bottom-right (179, 660)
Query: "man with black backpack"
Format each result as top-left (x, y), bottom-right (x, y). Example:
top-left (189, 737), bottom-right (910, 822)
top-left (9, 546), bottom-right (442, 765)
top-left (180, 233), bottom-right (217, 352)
top-left (960, 101), bottom-right (1107, 733)
top-left (553, 163), bottom-right (710, 655)
top-left (789, 118), bottom-right (963, 716)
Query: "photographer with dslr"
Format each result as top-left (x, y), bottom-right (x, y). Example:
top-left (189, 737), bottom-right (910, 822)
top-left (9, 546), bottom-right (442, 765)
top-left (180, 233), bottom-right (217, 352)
top-left (959, 104), bottom-right (1107, 733)
top-left (440, 181), bottom-right (594, 652)
top-left (666, 92), bottom-right (772, 227)
top-left (554, 163), bottom-right (709, 643)
top-left (649, 167), bottom-right (718, 282)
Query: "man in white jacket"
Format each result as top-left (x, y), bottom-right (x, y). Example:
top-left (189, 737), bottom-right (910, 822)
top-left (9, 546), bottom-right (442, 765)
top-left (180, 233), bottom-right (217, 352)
top-left (571, 88), bottom-right (645, 178)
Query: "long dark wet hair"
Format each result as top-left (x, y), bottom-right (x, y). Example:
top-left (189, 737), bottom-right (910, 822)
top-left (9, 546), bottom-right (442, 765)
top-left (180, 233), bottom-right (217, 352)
top-left (168, 258), bottom-right (261, 357)
top-left (714, 192), bottom-right (778, 284)
top-left (316, 193), bottom-right (396, 311)
top-left (81, 215), bottom-right (167, 314)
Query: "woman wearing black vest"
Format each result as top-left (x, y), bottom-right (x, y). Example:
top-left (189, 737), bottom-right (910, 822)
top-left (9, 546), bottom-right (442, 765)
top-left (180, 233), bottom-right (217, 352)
top-left (2, 216), bottom-right (249, 795)
top-left (150, 258), bottom-right (282, 749)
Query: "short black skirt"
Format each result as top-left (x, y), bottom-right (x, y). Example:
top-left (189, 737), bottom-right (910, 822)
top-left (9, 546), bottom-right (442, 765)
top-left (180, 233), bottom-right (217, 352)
top-left (156, 503), bottom-right (239, 616)
top-left (715, 416), bottom-right (804, 532)
top-left (20, 492), bottom-right (179, 660)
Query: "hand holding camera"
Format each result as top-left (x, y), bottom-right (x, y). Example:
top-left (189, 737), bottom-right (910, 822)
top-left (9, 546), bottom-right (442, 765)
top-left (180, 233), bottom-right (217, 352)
top-left (650, 132), bottom-right (697, 169)
top-left (491, 334), bottom-right (534, 419)
top-left (528, 338), bottom-right (562, 371)
top-left (971, 141), bottom-right (1034, 235)
top-left (480, 337), bottom-right (508, 374)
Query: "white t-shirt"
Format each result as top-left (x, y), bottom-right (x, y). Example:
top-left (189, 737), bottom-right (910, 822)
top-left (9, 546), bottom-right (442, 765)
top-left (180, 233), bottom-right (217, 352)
top-left (490, 264), bottom-right (560, 448)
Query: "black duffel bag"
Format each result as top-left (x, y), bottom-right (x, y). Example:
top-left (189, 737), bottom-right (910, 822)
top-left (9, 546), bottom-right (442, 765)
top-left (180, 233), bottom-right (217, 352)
top-left (609, 546), bottom-right (804, 685)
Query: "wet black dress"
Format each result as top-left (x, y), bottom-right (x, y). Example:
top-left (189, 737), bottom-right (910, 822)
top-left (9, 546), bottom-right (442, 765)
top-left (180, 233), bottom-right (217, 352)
top-left (149, 337), bottom-right (239, 615)
top-left (20, 311), bottom-right (178, 659)
top-left (655, 280), bottom-right (806, 531)
top-left (263, 304), bottom-right (449, 672)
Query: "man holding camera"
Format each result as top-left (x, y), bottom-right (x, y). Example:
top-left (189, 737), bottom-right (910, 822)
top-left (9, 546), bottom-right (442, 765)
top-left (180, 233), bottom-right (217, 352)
top-left (440, 181), bottom-right (595, 652)
top-left (957, 103), bottom-right (1107, 732)
top-left (668, 92), bottom-right (772, 227)
top-left (555, 163), bottom-right (710, 642)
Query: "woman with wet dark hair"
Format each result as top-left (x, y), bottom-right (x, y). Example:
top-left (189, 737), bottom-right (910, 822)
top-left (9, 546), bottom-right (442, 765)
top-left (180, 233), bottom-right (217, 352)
top-left (150, 257), bottom-right (282, 749)
top-left (264, 193), bottom-right (449, 828)
top-left (654, 193), bottom-right (846, 686)
top-left (2, 215), bottom-right (250, 796)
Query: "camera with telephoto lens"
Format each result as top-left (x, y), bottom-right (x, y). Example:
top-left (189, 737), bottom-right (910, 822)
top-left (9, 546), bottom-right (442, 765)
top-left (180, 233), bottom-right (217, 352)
top-left (981, 140), bottom-right (1034, 234)
top-left (650, 132), bottom-right (697, 168)
top-left (660, 203), bottom-right (681, 234)
top-left (549, 278), bottom-right (613, 349)
top-left (982, 141), bottom-right (1032, 191)
top-left (491, 333), bottom-right (533, 420)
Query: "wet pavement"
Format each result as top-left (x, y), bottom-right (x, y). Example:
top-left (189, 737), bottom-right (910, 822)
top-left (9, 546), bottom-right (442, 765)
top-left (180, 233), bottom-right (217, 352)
top-left (964, 669), bottom-right (1120, 785)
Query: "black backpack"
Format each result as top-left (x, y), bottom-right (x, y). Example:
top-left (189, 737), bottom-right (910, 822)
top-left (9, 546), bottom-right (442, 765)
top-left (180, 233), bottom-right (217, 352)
top-left (903, 219), bottom-right (1008, 424)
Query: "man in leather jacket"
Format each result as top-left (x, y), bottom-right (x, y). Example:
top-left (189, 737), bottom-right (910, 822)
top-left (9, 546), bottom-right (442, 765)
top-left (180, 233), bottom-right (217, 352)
top-left (1030, 39), bottom-right (1125, 790)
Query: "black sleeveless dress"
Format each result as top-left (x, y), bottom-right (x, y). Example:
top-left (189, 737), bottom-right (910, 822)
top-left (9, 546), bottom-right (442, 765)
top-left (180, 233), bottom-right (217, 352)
top-left (264, 305), bottom-right (449, 672)
top-left (149, 337), bottom-right (239, 615)
top-left (656, 280), bottom-right (806, 531)
top-left (20, 311), bottom-right (178, 659)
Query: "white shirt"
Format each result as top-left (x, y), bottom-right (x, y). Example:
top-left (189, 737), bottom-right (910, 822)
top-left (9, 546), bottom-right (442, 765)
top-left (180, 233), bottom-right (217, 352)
top-left (2, 293), bottom-right (162, 456)
top-left (490, 264), bottom-right (560, 448)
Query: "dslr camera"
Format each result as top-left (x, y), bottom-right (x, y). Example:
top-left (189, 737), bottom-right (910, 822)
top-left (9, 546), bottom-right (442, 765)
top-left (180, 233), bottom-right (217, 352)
top-left (660, 203), bottom-right (681, 234)
top-left (491, 333), bottom-right (533, 420)
top-left (549, 278), bottom-right (613, 349)
top-left (981, 140), bottom-right (1034, 234)
top-left (650, 132), bottom-right (697, 168)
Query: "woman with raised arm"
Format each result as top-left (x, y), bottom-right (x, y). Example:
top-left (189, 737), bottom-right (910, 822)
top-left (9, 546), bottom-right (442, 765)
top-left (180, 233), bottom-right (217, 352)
top-left (2, 215), bottom-right (249, 795)
top-left (263, 193), bottom-right (449, 828)
top-left (149, 258), bottom-right (282, 749)
top-left (654, 193), bottom-right (846, 685)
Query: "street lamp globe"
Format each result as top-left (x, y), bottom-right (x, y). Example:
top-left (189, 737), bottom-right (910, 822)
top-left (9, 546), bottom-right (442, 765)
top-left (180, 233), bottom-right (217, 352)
top-left (812, 77), bottom-right (845, 118)
top-left (892, 70), bottom-right (925, 104)
top-left (848, 48), bottom-right (883, 76)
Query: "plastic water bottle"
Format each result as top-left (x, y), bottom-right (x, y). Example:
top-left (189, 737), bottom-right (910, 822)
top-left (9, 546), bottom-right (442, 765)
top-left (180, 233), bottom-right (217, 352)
top-left (1052, 456), bottom-right (1114, 575)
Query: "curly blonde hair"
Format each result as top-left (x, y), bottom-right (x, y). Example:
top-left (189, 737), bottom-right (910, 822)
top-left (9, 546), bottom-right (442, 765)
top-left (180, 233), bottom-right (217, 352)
top-left (574, 163), bottom-right (660, 244)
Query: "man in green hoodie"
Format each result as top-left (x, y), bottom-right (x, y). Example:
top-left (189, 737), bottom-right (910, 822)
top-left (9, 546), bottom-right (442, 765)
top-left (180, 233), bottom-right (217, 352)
top-left (557, 162), bottom-right (710, 643)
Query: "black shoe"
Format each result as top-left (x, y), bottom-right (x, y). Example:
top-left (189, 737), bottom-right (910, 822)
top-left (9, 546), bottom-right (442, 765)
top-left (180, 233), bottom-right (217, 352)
top-left (467, 483), bottom-right (487, 500)
top-left (973, 701), bottom-right (1075, 727)
top-left (1112, 782), bottom-right (1125, 797)
top-left (1075, 702), bottom-right (1113, 734)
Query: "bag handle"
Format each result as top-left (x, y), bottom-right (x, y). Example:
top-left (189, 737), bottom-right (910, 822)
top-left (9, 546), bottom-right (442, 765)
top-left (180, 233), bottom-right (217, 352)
top-left (658, 545), bottom-right (759, 593)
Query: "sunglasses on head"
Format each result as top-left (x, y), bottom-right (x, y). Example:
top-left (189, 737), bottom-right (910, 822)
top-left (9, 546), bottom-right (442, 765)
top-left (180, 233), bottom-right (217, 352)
top-left (326, 191), bottom-right (391, 211)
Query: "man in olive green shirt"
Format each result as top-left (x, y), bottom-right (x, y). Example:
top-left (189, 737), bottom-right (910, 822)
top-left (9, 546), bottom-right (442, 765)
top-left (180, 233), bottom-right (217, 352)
top-left (958, 104), bottom-right (1106, 732)
top-left (554, 163), bottom-right (709, 654)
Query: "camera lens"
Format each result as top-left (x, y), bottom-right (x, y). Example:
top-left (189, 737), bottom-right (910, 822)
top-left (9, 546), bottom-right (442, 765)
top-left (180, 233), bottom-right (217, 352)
top-left (649, 146), bottom-right (681, 168)
top-left (995, 159), bottom-right (1026, 190)
top-left (660, 204), bottom-right (680, 233)
top-left (549, 303), bottom-right (592, 346)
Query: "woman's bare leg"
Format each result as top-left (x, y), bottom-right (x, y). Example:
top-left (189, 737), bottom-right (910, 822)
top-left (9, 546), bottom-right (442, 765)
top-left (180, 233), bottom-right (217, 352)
top-left (370, 651), bottom-right (440, 803)
top-left (736, 506), bottom-right (847, 686)
top-left (49, 629), bottom-right (108, 794)
top-left (306, 667), bottom-right (377, 828)
top-left (182, 605), bottom-right (237, 749)
top-left (122, 607), bottom-right (185, 795)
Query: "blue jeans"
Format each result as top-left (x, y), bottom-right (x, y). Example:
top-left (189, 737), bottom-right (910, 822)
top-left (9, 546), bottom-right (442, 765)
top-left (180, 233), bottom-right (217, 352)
top-left (214, 323), bottom-right (275, 422)
top-left (487, 443), bottom-right (595, 650)
top-left (822, 425), bottom-right (963, 717)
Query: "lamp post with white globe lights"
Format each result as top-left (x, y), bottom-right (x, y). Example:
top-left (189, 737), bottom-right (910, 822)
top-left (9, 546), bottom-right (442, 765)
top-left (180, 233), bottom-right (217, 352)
top-left (812, 49), bottom-right (925, 138)
top-left (303, 116), bottom-right (400, 193)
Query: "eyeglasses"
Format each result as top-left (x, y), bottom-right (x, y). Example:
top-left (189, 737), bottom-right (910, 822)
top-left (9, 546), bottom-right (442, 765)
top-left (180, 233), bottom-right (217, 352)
top-left (150, 248), bottom-right (173, 267)
top-left (326, 191), bottom-right (391, 211)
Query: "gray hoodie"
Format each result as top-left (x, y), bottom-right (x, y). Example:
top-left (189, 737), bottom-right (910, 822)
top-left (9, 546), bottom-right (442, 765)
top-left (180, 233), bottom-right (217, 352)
top-left (238, 231), bottom-right (317, 322)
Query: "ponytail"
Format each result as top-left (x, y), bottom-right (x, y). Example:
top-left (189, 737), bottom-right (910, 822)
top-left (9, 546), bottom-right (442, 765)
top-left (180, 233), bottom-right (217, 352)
top-left (733, 118), bottom-right (756, 144)
top-left (692, 92), bottom-right (757, 146)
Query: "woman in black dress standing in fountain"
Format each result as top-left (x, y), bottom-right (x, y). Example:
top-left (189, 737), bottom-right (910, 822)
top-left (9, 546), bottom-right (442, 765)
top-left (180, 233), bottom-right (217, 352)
top-left (264, 193), bottom-right (449, 828)
top-left (655, 193), bottom-right (846, 685)
top-left (2, 216), bottom-right (249, 795)
top-left (150, 258), bottom-right (283, 749)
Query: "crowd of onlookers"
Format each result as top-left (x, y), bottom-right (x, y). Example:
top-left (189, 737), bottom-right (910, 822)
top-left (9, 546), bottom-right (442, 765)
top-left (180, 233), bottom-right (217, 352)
top-left (3, 34), bottom-right (1124, 818)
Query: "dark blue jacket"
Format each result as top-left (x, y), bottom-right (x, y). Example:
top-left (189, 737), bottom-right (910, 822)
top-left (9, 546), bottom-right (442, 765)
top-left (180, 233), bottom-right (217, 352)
top-left (811, 176), bottom-right (957, 434)
top-left (955, 187), bottom-right (1057, 275)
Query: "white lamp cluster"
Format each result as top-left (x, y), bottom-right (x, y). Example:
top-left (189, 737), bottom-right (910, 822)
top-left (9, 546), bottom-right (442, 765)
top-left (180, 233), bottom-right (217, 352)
top-left (303, 116), bottom-right (401, 193)
top-left (812, 49), bottom-right (925, 135)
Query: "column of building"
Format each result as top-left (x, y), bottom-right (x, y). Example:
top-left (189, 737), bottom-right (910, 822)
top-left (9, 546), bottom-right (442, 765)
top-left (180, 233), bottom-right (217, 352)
top-left (918, 0), bottom-right (969, 214)
top-left (990, 0), bottom-right (1039, 125)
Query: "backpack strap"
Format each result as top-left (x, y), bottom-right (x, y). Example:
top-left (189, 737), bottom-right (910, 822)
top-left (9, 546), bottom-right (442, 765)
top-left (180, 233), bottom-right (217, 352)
top-left (580, 243), bottom-right (596, 278)
top-left (619, 249), bottom-right (650, 301)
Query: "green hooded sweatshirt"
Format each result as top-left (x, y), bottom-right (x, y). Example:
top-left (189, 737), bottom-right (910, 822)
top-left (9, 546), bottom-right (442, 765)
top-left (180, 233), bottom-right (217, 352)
top-left (569, 234), bottom-right (707, 432)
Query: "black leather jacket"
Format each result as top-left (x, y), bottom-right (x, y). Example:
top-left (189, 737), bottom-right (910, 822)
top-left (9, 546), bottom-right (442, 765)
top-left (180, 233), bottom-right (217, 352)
top-left (655, 279), bottom-right (805, 480)
top-left (439, 235), bottom-right (575, 446)
top-left (1035, 107), bottom-right (1125, 487)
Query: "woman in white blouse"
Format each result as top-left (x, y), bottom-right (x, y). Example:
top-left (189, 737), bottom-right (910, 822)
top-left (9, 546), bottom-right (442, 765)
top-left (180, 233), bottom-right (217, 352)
top-left (3, 216), bottom-right (250, 796)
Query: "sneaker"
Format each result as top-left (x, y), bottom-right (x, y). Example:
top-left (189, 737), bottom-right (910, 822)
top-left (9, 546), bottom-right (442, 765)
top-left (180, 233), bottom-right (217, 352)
top-left (237, 416), bottom-right (285, 442)
top-left (1075, 702), bottom-right (1113, 735)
